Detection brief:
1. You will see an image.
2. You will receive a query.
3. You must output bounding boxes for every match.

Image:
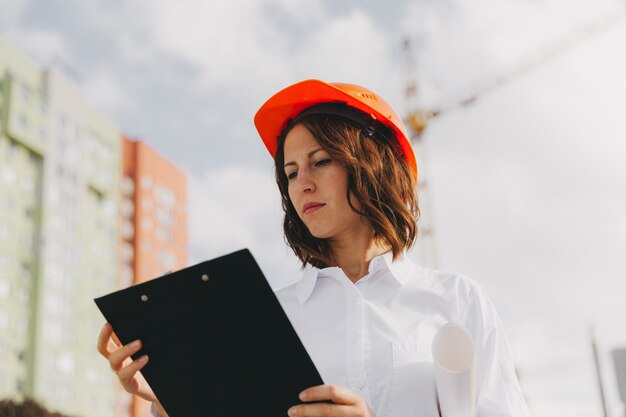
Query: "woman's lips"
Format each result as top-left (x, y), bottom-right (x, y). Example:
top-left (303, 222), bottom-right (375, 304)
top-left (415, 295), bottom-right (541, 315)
top-left (303, 202), bottom-right (325, 214)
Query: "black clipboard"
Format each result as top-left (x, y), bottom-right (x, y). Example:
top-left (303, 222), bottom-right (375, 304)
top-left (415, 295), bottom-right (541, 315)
top-left (94, 248), bottom-right (324, 417)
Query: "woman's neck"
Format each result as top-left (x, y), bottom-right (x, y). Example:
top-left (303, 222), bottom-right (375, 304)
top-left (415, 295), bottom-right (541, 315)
top-left (328, 228), bottom-right (389, 283)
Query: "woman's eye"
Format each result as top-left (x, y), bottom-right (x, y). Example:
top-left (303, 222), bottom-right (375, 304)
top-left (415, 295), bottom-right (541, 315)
top-left (286, 171), bottom-right (298, 180)
top-left (315, 159), bottom-right (331, 167)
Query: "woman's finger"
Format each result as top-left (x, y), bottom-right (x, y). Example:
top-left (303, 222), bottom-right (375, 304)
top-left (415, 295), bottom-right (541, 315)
top-left (108, 339), bottom-right (142, 371)
top-left (299, 385), bottom-right (361, 405)
top-left (116, 355), bottom-right (149, 384)
top-left (97, 323), bottom-right (114, 358)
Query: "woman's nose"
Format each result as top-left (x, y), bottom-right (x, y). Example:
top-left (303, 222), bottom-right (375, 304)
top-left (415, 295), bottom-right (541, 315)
top-left (297, 170), bottom-right (315, 193)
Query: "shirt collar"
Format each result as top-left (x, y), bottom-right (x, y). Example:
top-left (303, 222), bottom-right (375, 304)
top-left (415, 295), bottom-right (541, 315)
top-left (295, 252), bottom-right (415, 305)
top-left (295, 263), bottom-right (320, 305)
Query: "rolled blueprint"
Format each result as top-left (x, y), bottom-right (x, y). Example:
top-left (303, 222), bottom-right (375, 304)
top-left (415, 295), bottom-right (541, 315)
top-left (432, 323), bottom-right (476, 417)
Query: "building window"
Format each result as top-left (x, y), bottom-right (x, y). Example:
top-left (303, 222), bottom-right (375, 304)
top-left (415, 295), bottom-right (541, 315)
top-left (121, 265), bottom-right (133, 287)
top-left (85, 367), bottom-right (99, 384)
top-left (141, 218), bottom-right (153, 231)
top-left (64, 273), bottom-right (76, 291)
top-left (0, 278), bottom-right (9, 298)
top-left (21, 177), bottom-right (35, 195)
top-left (44, 292), bottom-right (62, 316)
top-left (121, 198), bottom-right (134, 217)
top-left (140, 175), bottom-right (153, 189)
top-left (140, 240), bottom-right (151, 253)
top-left (57, 140), bottom-right (66, 154)
top-left (21, 233), bottom-right (33, 250)
top-left (46, 265), bottom-right (63, 288)
top-left (122, 176), bottom-right (135, 196)
top-left (18, 114), bottom-right (28, 130)
top-left (158, 250), bottom-right (176, 271)
top-left (121, 220), bottom-right (134, 240)
top-left (0, 222), bottom-right (10, 239)
top-left (21, 263), bottom-right (31, 284)
top-left (16, 289), bottom-right (30, 306)
top-left (156, 207), bottom-right (173, 225)
top-left (56, 352), bottom-right (75, 375)
top-left (2, 195), bottom-right (14, 210)
top-left (103, 200), bottom-right (116, 216)
top-left (2, 166), bottom-right (16, 185)
top-left (155, 184), bottom-right (176, 207)
top-left (122, 242), bottom-right (134, 263)
top-left (17, 379), bottom-right (26, 394)
top-left (0, 310), bottom-right (8, 331)
top-left (44, 321), bottom-right (63, 345)
top-left (0, 253), bottom-right (10, 268)
top-left (63, 119), bottom-right (78, 139)
top-left (56, 164), bottom-right (65, 179)
top-left (20, 85), bottom-right (31, 103)
top-left (8, 141), bottom-right (19, 157)
top-left (156, 227), bottom-right (174, 243)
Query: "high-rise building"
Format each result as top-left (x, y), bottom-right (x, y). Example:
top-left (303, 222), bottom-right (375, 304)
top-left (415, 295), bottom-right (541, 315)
top-left (1, 40), bottom-right (189, 417)
top-left (0, 40), bottom-right (120, 417)
top-left (120, 137), bottom-right (188, 417)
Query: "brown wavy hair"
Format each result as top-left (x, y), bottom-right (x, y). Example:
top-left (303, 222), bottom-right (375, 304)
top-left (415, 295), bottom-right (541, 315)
top-left (274, 105), bottom-right (419, 268)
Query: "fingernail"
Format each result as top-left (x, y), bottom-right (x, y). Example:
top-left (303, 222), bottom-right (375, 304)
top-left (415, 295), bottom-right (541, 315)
top-left (287, 407), bottom-right (296, 416)
top-left (131, 340), bottom-right (141, 349)
top-left (299, 391), bottom-right (307, 400)
top-left (138, 355), bottom-right (149, 363)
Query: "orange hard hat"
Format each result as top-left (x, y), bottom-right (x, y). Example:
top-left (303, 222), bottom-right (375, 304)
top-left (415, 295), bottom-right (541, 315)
top-left (254, 79), bottom-right (417, 181)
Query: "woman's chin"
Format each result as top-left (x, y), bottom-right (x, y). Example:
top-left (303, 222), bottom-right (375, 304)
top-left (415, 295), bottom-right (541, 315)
top-left (307, 227), bottom-right (333, 240)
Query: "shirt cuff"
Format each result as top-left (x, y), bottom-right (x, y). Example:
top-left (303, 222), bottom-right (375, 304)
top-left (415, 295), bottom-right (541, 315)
top-left (149, 403), bottom-right (160, 417)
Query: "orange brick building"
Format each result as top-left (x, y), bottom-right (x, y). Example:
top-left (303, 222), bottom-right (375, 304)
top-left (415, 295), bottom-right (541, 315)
top-left (119, 137), bottom-right (188, 417)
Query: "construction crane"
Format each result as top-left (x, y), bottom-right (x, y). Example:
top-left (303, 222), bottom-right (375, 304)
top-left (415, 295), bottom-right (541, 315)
top-left (403, 38), bottom-right (438, 268)
top-left (402, 5), bottom-right (626, 269)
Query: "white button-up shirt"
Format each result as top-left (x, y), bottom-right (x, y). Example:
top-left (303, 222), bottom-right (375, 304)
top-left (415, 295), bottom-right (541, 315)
top-left (276, 252), bottom-right (530, 417)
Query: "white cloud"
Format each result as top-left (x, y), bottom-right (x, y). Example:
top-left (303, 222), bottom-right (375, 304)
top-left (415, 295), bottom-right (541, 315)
top-left (3, 28), bottom-right (71, 67)
top-left (0, 0), bottom-right (29, 29)
top-left (292, 9), bottom-right (397, 90)
top-left (132, 0), bottom-right (324, 91)
top-left (83, 69), bottom-right (134, 116)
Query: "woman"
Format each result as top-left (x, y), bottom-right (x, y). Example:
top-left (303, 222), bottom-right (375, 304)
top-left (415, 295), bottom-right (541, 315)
top-left (98, 80), bottom-right (529, 417)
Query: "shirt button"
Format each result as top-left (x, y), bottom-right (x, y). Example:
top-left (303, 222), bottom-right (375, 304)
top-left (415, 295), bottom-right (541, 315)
top-left (356, 380), bottom-right (364, 389)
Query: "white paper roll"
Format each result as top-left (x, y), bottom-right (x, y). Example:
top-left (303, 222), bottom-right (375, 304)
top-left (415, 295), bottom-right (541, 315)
top-left (432, 323), bottom-right (476, 417)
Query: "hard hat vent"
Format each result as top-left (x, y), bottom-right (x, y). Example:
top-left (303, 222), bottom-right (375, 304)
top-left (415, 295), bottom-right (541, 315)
top-left (356, 92), bottom-right (377, 101)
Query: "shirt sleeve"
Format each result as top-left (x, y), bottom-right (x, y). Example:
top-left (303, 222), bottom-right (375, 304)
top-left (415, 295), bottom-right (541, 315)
top-left (149, 402), bottom-right (160, 417)
top-left (460, 283), bottom-right (531, 417)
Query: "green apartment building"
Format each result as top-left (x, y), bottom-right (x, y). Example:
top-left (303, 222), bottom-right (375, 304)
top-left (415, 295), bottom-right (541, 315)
top-left (0, 40), bottom-right (124, 417)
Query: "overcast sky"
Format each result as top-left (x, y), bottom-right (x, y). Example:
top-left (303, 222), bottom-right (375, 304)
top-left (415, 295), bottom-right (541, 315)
top-left (2, 0), bottom-right (626, 415)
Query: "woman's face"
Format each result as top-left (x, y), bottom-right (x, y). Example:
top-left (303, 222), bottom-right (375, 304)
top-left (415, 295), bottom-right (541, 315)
top-left (283, 124), bottom-right (367, 241)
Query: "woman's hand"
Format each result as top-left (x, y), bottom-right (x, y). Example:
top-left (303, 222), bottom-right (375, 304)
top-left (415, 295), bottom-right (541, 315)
top-left (288, 385), bottom-right (376, 417)
top-left (97, 323), bottom-right (169, 417)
